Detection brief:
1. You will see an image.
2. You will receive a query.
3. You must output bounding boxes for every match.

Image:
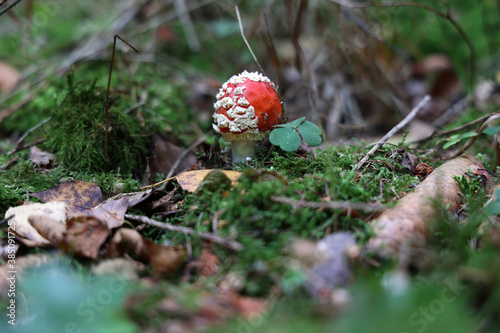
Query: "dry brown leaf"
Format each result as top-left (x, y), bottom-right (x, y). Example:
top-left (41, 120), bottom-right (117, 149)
top-left (85, 190), bottom-right (153, 229)
top-left (4, 201), bottom-right (67, 247)
top-left (29, 215), bottom-right (109, 259)
top-left (89, 197), bottom-right (130, 229)
top-left (31, 180), bottom-right (103, 217)
top-left (0, 61), bottom-right (20, 93)
top-left (63, 216), bottom-right (109, 259)
top-left (176, 170), bottom-right (241, 192)
top-left (29, 146), bottom-right (54, 169)
top-left (367, 156), bottom-right (483, 258)
top-left (28, 215), bottom-right (66, 245)
top-left (105, 228), bottom-right (186, 277)
top-left (146, 241), bottom-right (187, 278)
top-left (106, 228), bottom-right (150, 263)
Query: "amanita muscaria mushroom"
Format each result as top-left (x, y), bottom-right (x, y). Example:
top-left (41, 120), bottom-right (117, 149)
top-left (213, 70), bottom-right (283, 163)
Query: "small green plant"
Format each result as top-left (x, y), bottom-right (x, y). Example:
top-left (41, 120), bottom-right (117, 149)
top-left (269, 117), bottom-right (322, 152)
top-left (441, 131), bottom-right (477, 149)
top-left (484, 188), bottom-right (500, 216)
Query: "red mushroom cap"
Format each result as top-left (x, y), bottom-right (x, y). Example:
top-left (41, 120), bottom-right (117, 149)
top-left (213, 71), bottom-right (283, 141)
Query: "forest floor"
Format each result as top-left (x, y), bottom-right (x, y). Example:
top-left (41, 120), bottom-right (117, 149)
top-left (1, 1), bottom-right (500, 332)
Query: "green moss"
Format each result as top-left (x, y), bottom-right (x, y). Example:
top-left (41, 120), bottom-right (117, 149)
top-left (42, 80), bottom-right (147, 175)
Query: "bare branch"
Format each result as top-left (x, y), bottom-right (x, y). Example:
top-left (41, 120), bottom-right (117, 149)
top-left (357, 95), bottom-right (431, 170)
top-left (125, 214), bottom-right (243, 251)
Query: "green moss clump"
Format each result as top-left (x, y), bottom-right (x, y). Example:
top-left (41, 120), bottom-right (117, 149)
top-left (42, 80), bottom-right (147, 175)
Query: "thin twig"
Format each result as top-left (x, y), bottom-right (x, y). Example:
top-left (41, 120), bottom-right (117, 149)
top-left (448, 109), bottom-right (500, 159)
top-left (272, 196), bottom-right (383, 212)
top-left (140, 176), bottom-right (176, 191)
top-left (125, 214), bottom-right (243, 251)
top-left (166, 134), bottom-right (208, 180)
top-left (357, 95), bottom-right (431, 170)
top-left (413, 112), bottom-right (492, 145)
top-left (104, 35), bottom-right (140, 172)
top-left (0, 0), bottom-right (22, 17)
top-left (235, 5), bottom-right (264, 73)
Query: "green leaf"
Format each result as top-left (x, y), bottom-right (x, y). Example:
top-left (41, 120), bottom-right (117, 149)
top-left (443, 139), bottom-right (458, 149)
top-left (269, 127), bottom-right (292, 146)
top-left (286, 117), bottom-right (306, 129)
top-left (279, 130), bottom-right (302, 151)
top-left (297, 121), bottom-right (322, 146)
top-left (485, 199), bottom-right (500, 216)
top-left (457, 131), bottom-right (478, 140)
top-left (483, 126), bottom-right (500, 136)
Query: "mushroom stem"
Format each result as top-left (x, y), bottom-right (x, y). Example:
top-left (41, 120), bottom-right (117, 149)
top-left (231, 140), bottom-right (257, 163)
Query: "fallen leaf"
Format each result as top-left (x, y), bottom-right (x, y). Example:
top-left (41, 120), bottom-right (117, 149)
top-left (64, 216), bottom-right (109, 259)
top-left (29, 146), bottom-right (54, 169)
top-left (176, 170), bottom-right (241, 192)
top-left (0, 61), bottom-right (20, 93)
top-left (29, 215), bottom-right (109, 260)
top-left (4, 201), bottom-right (67, 247)
top-left (106, 228), bottom-right (150, 263)
top-left (87, 190), bottom-right (154, 229)
top-left (106, 228), bottom-right (186, 277)
top-left (89, 197), bottom-right (130, 229)
top-left (146, 241), bottom-right (187, 278)
top-left (400, 151), bottom-right (419, 175)
top-left (28, 215), bottom-right (66, 245)
top-left (32, 180), bottom-right (102, 217)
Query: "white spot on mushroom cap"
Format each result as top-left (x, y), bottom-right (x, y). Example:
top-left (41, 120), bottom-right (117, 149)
top-left (227, 70), bottom-right (271, 84)
top-left (233, 86), bottom-right (245, 95)
top-left (238, 96), bottom-right (249, 106)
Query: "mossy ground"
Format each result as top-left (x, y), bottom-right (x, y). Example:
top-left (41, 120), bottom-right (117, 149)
top-left (1, 1), bottom-right (500, 331)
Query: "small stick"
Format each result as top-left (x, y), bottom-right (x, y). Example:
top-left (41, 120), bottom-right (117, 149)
top-left (140, 176), bottom-right (176, 191)
top-left (412, 112), bottom-right (492, 145)
top-left (235, 5), bottom-right (264, 74)
top-left (104, 35), bottom-right (139, 172)
top-left (125, 214), bottom-right (243, 251)
top-left (357, 95), bottom-right (431, 171)
top-left (448, 109), bottom-right (500, 159)
top-left (0, 0), bottom-right (22, 17)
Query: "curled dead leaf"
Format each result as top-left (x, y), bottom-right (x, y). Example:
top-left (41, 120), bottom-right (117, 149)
top-left (29, 215), bottom-right (109, 260)
top-left (5, 201), bottom-right (67, 247)
top-left (106, 228), bottom-right (150, 263)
